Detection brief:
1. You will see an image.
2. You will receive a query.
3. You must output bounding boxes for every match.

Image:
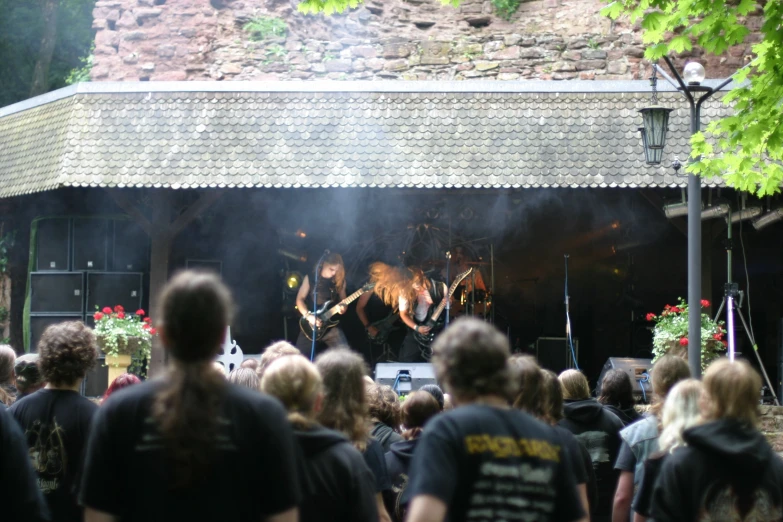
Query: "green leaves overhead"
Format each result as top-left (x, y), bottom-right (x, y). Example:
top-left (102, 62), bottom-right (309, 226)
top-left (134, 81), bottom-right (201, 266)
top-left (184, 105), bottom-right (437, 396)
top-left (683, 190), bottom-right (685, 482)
top-left (297, 0), bottom-right (364, 15)
top-left (604, 0), bottom-right (783, 195)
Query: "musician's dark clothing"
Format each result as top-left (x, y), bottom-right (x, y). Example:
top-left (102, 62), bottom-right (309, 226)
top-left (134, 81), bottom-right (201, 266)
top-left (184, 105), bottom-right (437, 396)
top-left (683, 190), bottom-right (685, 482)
top-left (398, 279), bottom-right (445, 363)
top-left (297, 273), bottom-right (346, 360)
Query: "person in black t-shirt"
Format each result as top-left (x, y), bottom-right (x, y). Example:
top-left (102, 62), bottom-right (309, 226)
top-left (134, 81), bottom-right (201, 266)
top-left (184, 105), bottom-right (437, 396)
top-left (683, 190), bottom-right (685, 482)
top-left (597, 369), bottom-right (643, 427)
top-left (406, 318), bottom-right (586, 522)
top-left (315, 347), bottom-right (393, 522)
top-left (79, 271), bottom-right (300, 522)
top-left (384, 390), bottom-right (441, 522)
top-left (261, 354), bottom-right (377, 522)
top-left (557, 369), bottom-right (624, 522)
top-left (0, 407), bottom-right (50, 522)
top-left (650, 359), bottom-right (783, 522)
top-left (10, 321), bottom-right (99, 522)
top-left (295, 253), bottom-right (349, 359)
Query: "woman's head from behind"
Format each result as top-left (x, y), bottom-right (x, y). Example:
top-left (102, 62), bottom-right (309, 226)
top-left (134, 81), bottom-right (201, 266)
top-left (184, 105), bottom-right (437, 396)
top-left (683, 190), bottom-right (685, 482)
top-left (400, 391), bottom-right (440, 440)
top-left (558, 369), bottom-right (590, 400)
top-left (701, 358), bottom-right (761, 426)
top-left (261, 355), bottom-right (323, 429)
top-left (102, 373), bottom-right (141, 402)
top-left (509, 355), bottom-right (543, 416)
top-left (650, 355), bottom-right (691, 417)
top-left (315, 347), bottom-right (369, 451)
top-left (658, 378), bottom-right (703, 453)
top-left (539, 369), bottom-right (564, 424)
top-left (597, 369), bottom-right (636, 409)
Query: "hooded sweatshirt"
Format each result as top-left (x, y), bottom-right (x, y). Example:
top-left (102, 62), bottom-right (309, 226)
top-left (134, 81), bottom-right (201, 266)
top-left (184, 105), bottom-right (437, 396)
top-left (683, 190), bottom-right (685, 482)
top-left (650, 419), bottom-right (783, 522)
top-left (602, 404), bottom-right (643, 427)
top-left (558, 398), bottom-right (624, 517)
top-left (294, 426), bottom-right (378, 522)
top-left (384, 438), bottom-right (419, 522)
top-left (372, 421), bottom-right (404, 452)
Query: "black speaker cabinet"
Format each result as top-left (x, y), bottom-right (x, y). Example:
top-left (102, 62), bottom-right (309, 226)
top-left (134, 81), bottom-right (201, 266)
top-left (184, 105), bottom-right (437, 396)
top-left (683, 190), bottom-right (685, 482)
top-left (29, 315), bottom-right (84, 352)
top-left (375, 362), bottom-right (437, 395)
top-left (86, 272), bottom-right (143, 313)
top-left (30, 272), bottom-right (84, 313)
top-left (536, 337), bottom-right (578, 375)
top-left (186, 259), bottom-right (222, 275)
top-left (596, 357), bottom-right (654, 403)
top-left (72, 219), bottom-right (109, 271)
top-left (36, 219), bottom-right (70, 271)
top-left (82, 356), bottom-right (109, 398)
top-left (113, 220), bottom-right (149, 272)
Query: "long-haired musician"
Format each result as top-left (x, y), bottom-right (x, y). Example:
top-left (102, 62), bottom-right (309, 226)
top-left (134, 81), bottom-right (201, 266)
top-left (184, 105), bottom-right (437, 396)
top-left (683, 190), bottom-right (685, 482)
top-left (397, 267), bottom-right (447, 363)
top-left (295, 253), bottom-right (348, 358)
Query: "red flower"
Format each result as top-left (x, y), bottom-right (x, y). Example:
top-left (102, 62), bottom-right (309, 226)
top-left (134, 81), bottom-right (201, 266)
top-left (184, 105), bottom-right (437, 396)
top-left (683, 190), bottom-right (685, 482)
top-left (143, 317), bottom-right (152, 324)
top-left (701, 299), bottom-right (710, 307)
top-left (664, 304), bottom-right (672, 310)
top-left (114, 305), bottom-right (124, 313)
top-left (102, 307), bottom-right (113, 314)
top-left (136, 309), bottom-right (145, 316)
top-left (713, 333), bottom-right (723, 340)
top-left (142, 323), bottom-right (150, 330)
top-left (671, 307), bottom-right (681, 313)
top-left (93, 312), bottom-right (104, 321)
top-left (646, 313), bottom-right (656, 321)
top-left (679, 337), bottom-right (689, 346)
top-left (149, 328), bottom-right (157, 335)
top-left (117, 312), bottom-right (125, 319)
top-left (721, 340), bottom-right (728, 347)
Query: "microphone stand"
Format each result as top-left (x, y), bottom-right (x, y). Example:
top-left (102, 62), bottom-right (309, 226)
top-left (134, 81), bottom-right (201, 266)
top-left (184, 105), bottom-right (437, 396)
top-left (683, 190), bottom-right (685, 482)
top-left (564, 254), bottom-right (580, 370)
top-left (311, 250), bottom-right (330, 362)
top-left (445, 251), bottom-right (451, 326)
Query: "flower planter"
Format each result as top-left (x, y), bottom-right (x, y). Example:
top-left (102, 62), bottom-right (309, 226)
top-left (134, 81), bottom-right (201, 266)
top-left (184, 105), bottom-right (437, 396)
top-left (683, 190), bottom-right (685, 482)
top-left (97, 335), bottom-right (148, 356)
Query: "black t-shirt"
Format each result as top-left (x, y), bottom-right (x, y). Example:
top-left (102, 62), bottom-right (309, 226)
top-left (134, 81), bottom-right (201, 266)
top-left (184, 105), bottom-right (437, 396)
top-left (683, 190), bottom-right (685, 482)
top-left (614, 440), bottom-right (635, 471)
top-left (407, 404), bottom-right (584, 522)
top-left (363, 437), bottom-right (392, 492)
top-left (79, 380), bottom-right (300, 521)
top-left (9, 389), bottom-right (97, 522)
top-left (0, 407), bottom-right (50, 522)
top-left (372, 421), bottom-right (404, 452)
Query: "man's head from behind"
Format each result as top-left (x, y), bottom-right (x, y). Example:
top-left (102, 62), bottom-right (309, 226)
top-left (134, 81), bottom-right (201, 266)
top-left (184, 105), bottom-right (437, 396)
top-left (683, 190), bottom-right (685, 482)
top-left (14, 354), bottom-right (45, 395)
top-left (702, 358), bottom-right (761, 426)
top-left (38, 321), bottom-right (98, 387)
top-left (431, 318), bottom-right (514, 404)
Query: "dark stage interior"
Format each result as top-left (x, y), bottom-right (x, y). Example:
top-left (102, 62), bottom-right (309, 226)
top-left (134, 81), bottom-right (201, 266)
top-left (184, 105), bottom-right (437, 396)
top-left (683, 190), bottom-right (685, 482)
top-left (7, 187), bottom-right (783, 391)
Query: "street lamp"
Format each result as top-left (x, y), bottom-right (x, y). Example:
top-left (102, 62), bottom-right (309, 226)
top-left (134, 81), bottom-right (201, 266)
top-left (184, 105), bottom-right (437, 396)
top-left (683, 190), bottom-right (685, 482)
top-left (639, 57), bottom-right (734, 377)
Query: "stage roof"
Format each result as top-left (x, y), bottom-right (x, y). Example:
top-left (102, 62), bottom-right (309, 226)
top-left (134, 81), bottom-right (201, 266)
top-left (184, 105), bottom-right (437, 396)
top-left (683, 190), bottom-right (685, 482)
top-left (0, 80), bottom-right (733, 197)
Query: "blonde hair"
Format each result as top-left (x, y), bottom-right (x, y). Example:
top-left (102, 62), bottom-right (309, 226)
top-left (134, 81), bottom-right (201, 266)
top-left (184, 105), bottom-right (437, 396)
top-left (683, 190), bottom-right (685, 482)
top-left (658, 379), bottom-right (703, 453)
top-left (702, 358), bottom-right (761, 426)
top-left (257, 341), bottom-right (301, 378)
top-left (650, 355), bottom-right (691, 418)
top-left (228, 368), bottom-right (260, 391)
top-left (260, 355), bottom-right (323, 430)
top-left (558, 369), bottom-right (590, 400)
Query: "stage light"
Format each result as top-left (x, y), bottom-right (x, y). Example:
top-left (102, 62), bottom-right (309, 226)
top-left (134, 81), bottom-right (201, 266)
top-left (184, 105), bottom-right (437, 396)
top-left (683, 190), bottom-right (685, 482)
top-left (611, 221), bottom-right (621, 230)
top-left (284, 271), bottom-right (303, 291)
top-left (728, 207), bottom-right (762, 224)
top-left (277, 248), bottom-right (308, 263)
top-left (277, 227), bottom-right (308, 239)
top-left (663, 201), bottom-right (691, 218)
top-left (753, 208), bottom-right (783, 231)
top-left (296, 229), bottom-right (307, 238)
top-left (701, 203), bottom-right (730, 220)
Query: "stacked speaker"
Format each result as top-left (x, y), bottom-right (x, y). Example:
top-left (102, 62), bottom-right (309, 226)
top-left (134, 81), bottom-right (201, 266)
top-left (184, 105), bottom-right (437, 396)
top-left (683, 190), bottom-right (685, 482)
top-left (28, 218), bottom-right (149, 352)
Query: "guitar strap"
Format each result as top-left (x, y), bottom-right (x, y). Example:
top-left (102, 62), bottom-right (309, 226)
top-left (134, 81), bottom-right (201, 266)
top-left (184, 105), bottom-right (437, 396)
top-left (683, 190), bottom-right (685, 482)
top-left (428, 278), bottom-right (444, 303)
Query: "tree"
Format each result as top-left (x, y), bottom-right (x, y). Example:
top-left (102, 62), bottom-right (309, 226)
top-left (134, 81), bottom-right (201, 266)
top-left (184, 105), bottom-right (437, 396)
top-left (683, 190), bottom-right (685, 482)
top-left (29, 0), bottom-right (61, 97)
top-left (601, 0), bottom-right (782, 196)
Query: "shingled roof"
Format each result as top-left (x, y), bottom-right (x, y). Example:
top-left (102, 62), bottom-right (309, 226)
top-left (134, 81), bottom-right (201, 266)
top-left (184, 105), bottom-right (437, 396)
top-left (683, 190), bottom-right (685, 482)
top-left (0, 81), bottom-right (733, 197)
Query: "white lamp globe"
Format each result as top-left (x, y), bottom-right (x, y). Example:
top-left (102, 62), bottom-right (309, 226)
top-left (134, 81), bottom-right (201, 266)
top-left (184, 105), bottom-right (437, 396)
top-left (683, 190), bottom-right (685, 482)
top-left (683, 62), bottom-right (706, 85)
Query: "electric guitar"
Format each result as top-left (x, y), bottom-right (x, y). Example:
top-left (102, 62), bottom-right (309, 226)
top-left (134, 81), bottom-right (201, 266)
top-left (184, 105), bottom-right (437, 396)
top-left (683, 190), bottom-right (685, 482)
top-left (299, 283), bottom-right (376, 341)
top-left (413, 268), bottom-right (473, 348)
top-left (367, 312), bottom-right (401, 344)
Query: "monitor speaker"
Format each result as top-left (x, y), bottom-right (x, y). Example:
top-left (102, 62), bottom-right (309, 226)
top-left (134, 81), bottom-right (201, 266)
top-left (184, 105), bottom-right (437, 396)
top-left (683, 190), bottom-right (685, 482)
top-left (30, 272), bottom-right (84, 313)
top-left (536, 337), bottom-right (578, 375)
top-left (374, 362), bottom-right (437, 395)
top-left (86, 273), bottom-right (143, 313)
top-left (29, 315), bottom-right (84, 352)
top-left (82, 356), bottom-right (109, 398)
top-left (72, 219), bottom-right (109, 271)
top-left (596, 357), bottom-right (654, 403)
top-left (113, 221), bottom-right (149, 272)
top-left (36, 219), bottom-right (70, 271)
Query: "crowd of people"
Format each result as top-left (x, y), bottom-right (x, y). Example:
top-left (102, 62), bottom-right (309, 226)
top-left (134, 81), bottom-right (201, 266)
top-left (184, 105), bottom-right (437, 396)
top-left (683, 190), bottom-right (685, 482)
top-left (2, 269), bottom-right (782, 522)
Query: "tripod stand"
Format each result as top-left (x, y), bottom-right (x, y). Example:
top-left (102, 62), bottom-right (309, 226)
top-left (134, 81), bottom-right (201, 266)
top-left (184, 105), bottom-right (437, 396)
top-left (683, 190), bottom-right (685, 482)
top-left (713, 215), bottom-right (779, 405)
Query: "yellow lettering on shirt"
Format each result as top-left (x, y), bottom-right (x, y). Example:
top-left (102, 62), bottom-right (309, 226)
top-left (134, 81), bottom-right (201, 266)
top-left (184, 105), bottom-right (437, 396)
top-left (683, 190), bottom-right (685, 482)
top-left (464, 435), bottom-right (560, 462)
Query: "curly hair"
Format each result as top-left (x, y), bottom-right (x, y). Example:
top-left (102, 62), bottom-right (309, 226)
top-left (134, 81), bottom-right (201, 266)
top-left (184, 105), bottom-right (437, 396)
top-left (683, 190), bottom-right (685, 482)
top-left (367, 383), bottom-right (401, 430)
top-left (37, 321), bottom-right (97, 386)
top-left (315, 347), bottom-right (370, 452)
top-left (257, 341), bottom-right (301, 378)
top-left (431, 317), bottom-right (515, 402)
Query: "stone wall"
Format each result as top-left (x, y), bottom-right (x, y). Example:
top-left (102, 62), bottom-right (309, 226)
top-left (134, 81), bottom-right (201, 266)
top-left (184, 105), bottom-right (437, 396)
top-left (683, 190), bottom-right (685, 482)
top-left (90, 0), bottom-right (760, 82)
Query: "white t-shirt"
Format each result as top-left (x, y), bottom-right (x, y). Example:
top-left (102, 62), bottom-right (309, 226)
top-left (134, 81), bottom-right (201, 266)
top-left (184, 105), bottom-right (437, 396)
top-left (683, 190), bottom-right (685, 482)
top-left (399, 289), bottom-right (434, 322)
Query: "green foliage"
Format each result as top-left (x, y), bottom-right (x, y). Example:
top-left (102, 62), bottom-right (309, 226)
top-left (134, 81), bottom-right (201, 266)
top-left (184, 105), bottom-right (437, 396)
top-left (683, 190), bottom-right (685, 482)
top-left (602, 0), bottom-right (783, 196)
top-left (0, 307), bottom-right (8, 323)
top-left (0, 231), bottom-right (15, 275)
top-left (587, 38), bottom-right (600, 49)
top-left (647, 298), bottom-right (725, 370)
top-left (243, 16), bottom-right (287, 40)
top-left (65, 44), bottom-right (93, 85)
top-left (0, 0), bottom-right (95, 107)
top-left (298, 0), bottom-right (364, 15)
top-left (93, 306), bottom-right (155, 377)
top-left (490, 0), bottom-right (521, 20)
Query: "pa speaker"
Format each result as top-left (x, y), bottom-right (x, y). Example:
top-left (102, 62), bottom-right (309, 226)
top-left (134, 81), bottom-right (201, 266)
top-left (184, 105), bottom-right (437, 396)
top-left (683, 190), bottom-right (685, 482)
top-left (536, 337), bottom-right (578, 375)
top-left (36, 219), bottom-right (70, 271)
top-left (596, 357), bottom-right (654, 403)
top-left (72, 219), bottom-right (109, 271)
top-left (29, 315), bottom-right (83, 352)
top-left (30, 272), bottom-right (84, 313)
top-left (81, 356), bottom-right (109, 398)
top-left (113, 220), bottom-right (149, 272)
top-left (374, 362), bottom-right (436, 395)
top-left (86, 273), bottom-right (143, 313)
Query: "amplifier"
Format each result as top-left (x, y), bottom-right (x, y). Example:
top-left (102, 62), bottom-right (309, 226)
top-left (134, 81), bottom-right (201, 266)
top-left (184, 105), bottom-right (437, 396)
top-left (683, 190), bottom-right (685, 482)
top-left (536, 337), bottom-right (578, 375)
top-left (596, 357), bottom-right (654, 403)
top-left (375, 362), bottom-right (437, 396)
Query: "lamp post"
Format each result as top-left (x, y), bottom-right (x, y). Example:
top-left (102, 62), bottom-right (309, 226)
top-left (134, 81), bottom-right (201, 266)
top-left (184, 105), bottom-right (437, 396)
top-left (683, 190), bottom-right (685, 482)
top-left (639, 57), bottom-right (733, 378)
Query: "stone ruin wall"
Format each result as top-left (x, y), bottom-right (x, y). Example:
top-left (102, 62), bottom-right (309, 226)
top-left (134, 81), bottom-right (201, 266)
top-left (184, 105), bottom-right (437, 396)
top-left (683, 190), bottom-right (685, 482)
top-left (90, 0), bottom-right (761, 83)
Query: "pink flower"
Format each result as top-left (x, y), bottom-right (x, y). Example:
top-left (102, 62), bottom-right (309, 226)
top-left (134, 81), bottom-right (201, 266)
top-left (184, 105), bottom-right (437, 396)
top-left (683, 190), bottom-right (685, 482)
top-left (102, 307), bottom-right (113, 314)
top-left (713, 333), bottom-right (723, 340)
top-left (114, 305), bottom-right (124, 313)
top-left (701, 299), bottom-right (710, 307)
top-left (671, 307), bottom-right (681, 313)
top-left (117, 312), bottom-right (125, 319)
top-left (136, 309), bottom-right (145, 316)
top-left (679, 337), bottom-right (689, 346)
top-left (93, 312), bottom-right (104, 321)
top-left (646, 313), bottom-right (656, 322)
top-left (149, 328), bottom-right (157, 335)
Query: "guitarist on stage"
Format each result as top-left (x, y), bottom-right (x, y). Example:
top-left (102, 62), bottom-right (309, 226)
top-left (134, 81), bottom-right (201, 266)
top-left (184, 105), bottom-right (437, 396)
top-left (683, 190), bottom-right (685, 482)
top-left (295, 252), bottom-right (348, 357)
top-left (398, 267), bottom-right (448, 362)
